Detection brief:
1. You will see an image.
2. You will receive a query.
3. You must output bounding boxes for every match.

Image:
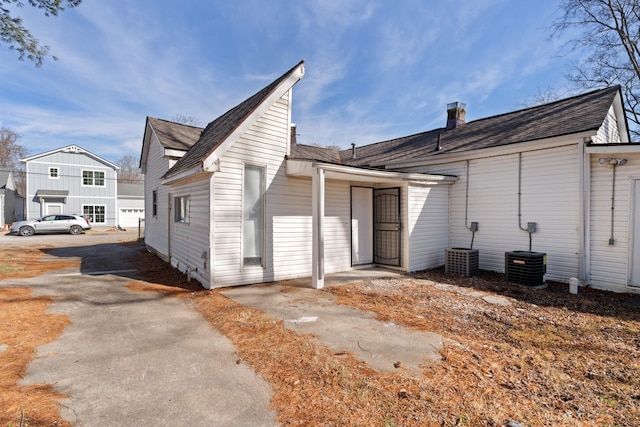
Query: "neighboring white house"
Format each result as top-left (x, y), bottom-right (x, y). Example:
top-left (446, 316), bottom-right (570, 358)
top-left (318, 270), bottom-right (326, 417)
top-left (22, 145), bottom-right (120, 227)
top-left (0, 167), bottom-right (24, 227)
top-left (140, 60), bottom-right (640, 294)
top-left (117, 182), bottom-right (145, 229)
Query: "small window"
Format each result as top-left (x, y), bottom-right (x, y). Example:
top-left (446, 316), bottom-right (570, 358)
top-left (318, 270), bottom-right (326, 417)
top-left (174, 196), bottom-right (189, 223)
top-left (152, 190), bottom-right (158, 217)
top-left (49, 167), bottom-right (59, 179)
top-left (82, 170), bottom-right (106, 186)
top-left (83, 205), bottom-right (106, 223)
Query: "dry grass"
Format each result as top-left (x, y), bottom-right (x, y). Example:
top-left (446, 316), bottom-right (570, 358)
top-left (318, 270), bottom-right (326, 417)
top-left (2, 244), bottom-right (639, 426)
top-left (0, 247), bottom-right (78, 281)
top-left (132, 250), bottom-right (640, 426)
top-left (0, 246), bottom-right (79, 427)
top-left (0, 288), bottom-right (71, 427)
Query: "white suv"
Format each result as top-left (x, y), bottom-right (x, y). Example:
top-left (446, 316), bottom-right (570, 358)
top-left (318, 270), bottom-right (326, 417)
top-left (9, 214), bottom-right (92, 236)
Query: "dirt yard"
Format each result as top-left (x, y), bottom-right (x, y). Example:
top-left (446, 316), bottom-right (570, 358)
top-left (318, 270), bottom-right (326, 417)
top-left (1, 243), bottom-right (639, 426)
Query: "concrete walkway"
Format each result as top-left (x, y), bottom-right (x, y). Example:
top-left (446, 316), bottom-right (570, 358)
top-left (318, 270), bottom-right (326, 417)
top-left (222, 280), bottom-right (445, 375)
top-left (1, 234), bottom-right (278, 426)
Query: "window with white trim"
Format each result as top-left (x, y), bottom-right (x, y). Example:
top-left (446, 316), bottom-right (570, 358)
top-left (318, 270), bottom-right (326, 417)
top-left (243, 164), bottom-right (265, 267)
top-left (174, 196), bottom-right (189, 223)
top-left (83, 205), bottom-right (106, 223)
top-left (49, 167), bottom-right (59, 179)
top-left (82, 170), bottom-right (105, 186)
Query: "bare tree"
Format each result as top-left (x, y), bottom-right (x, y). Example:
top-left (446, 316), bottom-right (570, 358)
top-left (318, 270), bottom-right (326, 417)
top-left (1, 0), bottom-right (82, 66)
top-left (0, 126), bottom-right (27, 167)
top-left (552, 0), bottom-right (640, 139)
top-left (516, 87), bottom-right (564, 109)
top-left (0, 126), bottom-right (28, 194)
top-left (115, 154), bottom-right (144, 183)
top-left (171, 113), bottom-right (201, 126)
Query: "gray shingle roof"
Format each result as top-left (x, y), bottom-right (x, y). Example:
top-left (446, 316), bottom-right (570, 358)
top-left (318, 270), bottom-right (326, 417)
top-left (117, 182), bottom-right (144, 197)
top-left (166, 60), bottom-right (305, 178)
top-left (147, 117), bottom-right (203, 151)
top-left (289, 143), bottom-right (342, 163)
top-left (289, 86), bottom-right (622, 167)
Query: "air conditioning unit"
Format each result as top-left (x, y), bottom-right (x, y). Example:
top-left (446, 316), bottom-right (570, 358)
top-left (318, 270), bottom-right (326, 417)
top-left (505, 251), bottom-right (546, 287)
top-left (445, 248), bottom-right (479, 277)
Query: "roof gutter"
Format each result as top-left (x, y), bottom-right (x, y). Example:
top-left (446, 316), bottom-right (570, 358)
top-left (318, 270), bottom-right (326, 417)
top-left (287, 159), bottom-right (457, 185)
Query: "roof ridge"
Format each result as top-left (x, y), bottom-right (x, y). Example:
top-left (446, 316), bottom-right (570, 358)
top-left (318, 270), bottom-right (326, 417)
top-left (165, 60), bottom-right (305, 178)
top-left (462, 85), bottom-right (620, 126)
top-left (147, 116), bottom-right (204, 131)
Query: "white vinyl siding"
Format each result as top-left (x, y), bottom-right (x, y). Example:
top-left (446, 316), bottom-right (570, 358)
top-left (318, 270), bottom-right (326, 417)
top-left (407, 184), bottom-right (450, 271)
top-left (212, 91), bottom-right (292, 287)
top-left (143, 132), bottom-right (175, 259)
top-left (589, 155), bottom-right (640, 292)
top-left (415, 145), bottom-right (581, 282)
top-left (169, 175), bottom-right (211, 287)
top-left (595, 105), bottom-right (621, 144)
top-left (324, 180), bottom-right (351, 274)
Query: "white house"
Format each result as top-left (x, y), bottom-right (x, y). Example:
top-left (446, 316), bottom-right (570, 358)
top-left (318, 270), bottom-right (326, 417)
top-left (140, 60), bottom-right (640, 293)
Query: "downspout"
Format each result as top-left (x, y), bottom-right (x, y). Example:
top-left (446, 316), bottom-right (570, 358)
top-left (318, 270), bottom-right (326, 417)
top-left (579, 139), bottom-right (589, 283)
top-left (609, 163), bottom-right (618, 246)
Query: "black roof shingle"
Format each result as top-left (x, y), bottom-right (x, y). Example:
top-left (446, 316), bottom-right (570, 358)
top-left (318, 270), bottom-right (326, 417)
top-left (147, 117), bottom-right (203, 152)
top-left (166, 60), bottom-right (305, 178)
top-left (291, 85), bottom-right (623, 167)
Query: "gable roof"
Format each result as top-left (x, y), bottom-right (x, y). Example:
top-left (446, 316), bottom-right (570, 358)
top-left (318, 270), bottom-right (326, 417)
top-left (0, 167), bottom-right (11, 186)
top-left (146, 117), bottom-right (203, 151)
top-left (165, 60), bottom-right (305, 179)
top-left (0, 167), bottom-right (11, 194)
top-left (21, 145), bottom-right (119, 169)
top-left (292, 85), bottom-right (624, 167)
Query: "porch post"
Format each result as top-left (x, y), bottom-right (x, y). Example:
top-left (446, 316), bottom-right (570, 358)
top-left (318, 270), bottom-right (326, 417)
top-left (312, 167), bottom-right (325, 289)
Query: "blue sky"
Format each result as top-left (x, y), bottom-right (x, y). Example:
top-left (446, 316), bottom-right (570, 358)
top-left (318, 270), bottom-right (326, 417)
top-left (0, 0), bottom-right (581, 164)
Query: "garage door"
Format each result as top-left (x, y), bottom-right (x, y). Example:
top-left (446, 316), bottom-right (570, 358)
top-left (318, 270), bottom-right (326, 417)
top-left (119, 208), bottom-right (144, 228)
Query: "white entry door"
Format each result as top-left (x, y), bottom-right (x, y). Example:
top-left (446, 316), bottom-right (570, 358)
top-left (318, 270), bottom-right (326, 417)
top-left (351, 187), bottom-right (373, 265)
top-left (631, 179), bottom-right (640, 288)
top-left (46, 204), bottom-right (62, 215)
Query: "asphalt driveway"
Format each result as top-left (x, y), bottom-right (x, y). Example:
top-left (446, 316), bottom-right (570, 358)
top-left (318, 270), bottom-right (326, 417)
top-left (0, 231), bottom-right (277, 426)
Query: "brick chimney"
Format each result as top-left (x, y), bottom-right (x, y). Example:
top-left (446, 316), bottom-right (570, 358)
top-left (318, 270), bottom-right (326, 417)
top-left (290, 124), bottom-right (297, 145)
top-left (446, 102), bottom-right (466, 130)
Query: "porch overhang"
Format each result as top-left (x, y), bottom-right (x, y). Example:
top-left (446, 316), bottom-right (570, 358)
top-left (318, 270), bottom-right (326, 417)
top-left (35, 189), bottom-right (69, 202)
top-left (286, 159), bottom-right (458, 185)
top-left (287, 159), bottom-right (456, 290)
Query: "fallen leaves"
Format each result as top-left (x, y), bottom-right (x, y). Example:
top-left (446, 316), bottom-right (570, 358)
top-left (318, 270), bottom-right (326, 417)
top-left (0, 288), bottom-right (71, 427)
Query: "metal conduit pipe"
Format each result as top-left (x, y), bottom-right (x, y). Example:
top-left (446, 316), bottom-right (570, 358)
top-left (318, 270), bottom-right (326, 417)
top-left (518, 152), bottom-right (536, 252)
top-left (464, 160), bottom-right (478, 249)
top-left (599, 157), bottom-right (628, 245)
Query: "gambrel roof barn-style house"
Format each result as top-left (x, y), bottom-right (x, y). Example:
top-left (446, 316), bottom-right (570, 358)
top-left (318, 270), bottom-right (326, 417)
top-left (140, 60), bottom-right (640, 294)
